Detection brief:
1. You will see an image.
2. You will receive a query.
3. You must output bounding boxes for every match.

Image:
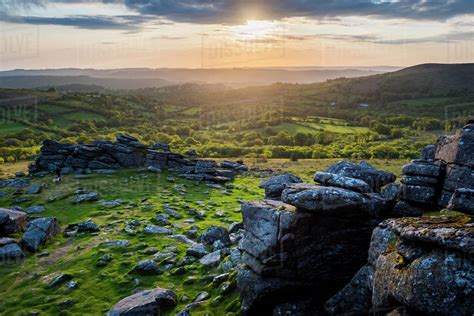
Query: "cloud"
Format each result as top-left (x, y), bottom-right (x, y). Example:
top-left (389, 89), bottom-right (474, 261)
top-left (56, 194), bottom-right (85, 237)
top-left (239, 31), bottom-right (473, 45)
top-left (1, 0), bottom-right (473, 28)
top-left (153, 35), bottom-right (187, 40)
top-left (375, 31), bottom-right (473, 44)
top-left (116, 0), bottom-right (474, 24)
top-left (0, 14), bottom-right (140, 30)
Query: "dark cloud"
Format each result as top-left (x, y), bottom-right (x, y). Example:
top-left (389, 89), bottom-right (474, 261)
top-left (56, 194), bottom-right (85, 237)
top-left (103, 0), bottom-right (471, 24)
top-left (0, 0), bottom-right (472, 30)
top-left (0, 10), bottom-right (169, 31)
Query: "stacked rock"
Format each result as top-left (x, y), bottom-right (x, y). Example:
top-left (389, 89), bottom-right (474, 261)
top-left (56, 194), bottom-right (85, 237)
top-left (29, 135), bottom-right (247, 183)
top-left (0, 208), bottom-right (27, 261)
top-left (393, 121), bottom-right (474, 216)
top-left (435, 121), bottom-right (474, 210)
top-left (394, 146), bottom-right (442, 216)
top-left (237, 161), bottom-right (396, 314)
top-left (326, 215), bottom-right (473, 316)
top-left (0, 208), bottom-right (58, 261)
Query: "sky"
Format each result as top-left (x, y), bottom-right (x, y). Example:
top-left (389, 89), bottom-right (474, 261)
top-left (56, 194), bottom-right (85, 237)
top-left (0, 0), bottom-right (472, 69)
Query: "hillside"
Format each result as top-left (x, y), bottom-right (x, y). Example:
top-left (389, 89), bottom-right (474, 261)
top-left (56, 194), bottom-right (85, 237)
top-left (0, 67), bottom-right (385, 89)
top-left (0, 63), bottom-right (472, 164)
top-left (344, 63), bottom-right (474, 96)
top-left (0, 76), bottom-right (173, 90)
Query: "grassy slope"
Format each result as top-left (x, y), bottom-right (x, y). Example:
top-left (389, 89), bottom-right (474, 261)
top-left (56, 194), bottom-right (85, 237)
top-left (0, 159), bottom-right (408, 315)
top-left (0, 120), bottom-right (29, 134)
top-left (0, 169), bottom-right (262, 315)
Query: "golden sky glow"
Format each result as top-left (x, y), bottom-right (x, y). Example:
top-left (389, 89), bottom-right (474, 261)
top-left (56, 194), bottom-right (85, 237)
top-left (0, 1), bottom-right (472, 69)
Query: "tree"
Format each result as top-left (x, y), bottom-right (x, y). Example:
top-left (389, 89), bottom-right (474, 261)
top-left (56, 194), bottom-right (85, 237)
top-left (269, 131), bottom-right (293, 146)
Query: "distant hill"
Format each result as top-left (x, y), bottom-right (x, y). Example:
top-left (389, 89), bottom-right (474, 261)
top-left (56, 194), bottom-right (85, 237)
top-left (53, 84), bottom-right (106, 93)
top-left (0, 75), bottom-right (173, 90)
top-left (0, 67), bottom-right (385, 89)
top-left (344, 63), bottom-right (474, 96)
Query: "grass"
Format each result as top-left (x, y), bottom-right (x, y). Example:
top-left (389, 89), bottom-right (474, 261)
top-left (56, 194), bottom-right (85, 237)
top-left (0, 158), bottom-right (408, 315)
top-left (234, 158), bottom-right (408, 182)
top-left (381, 96), bottom-right (474, 118)
top-left (51, 116), bottom-right (75, 128)
top-left (38, 103), bottom-right (72, 114)
top-left (0, 161), bottom-right (31, 179)
top-left (252, 119), bottom-right (370, 136)
top-left (181, 107), bottom-right (201, 116)
top-left (63, 111), bottom-right (105, 122)
top-left (0, 168), bottom-right (263, 315)
top-left (0, 119), bottom-right (29, 134)
top-left (265, 122), bottom-right (318, 135)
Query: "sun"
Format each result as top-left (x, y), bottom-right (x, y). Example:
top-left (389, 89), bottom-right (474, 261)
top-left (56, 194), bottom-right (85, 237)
top-left (232, 20), bottom-right (276, 41)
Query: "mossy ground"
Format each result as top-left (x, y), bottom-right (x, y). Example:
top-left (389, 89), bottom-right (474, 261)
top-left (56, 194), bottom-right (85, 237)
top-left (0, 159), bottom-right (407, 315)
top-left (0, 169), bottom-right (262, 315)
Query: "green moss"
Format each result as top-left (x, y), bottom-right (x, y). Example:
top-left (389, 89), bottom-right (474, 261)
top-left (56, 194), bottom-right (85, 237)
top-left (0, 170), bottom-right (263, 315)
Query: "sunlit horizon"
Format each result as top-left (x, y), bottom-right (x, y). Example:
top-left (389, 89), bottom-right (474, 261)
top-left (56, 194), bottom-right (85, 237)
top-left (0, 1), bottom-right (472, 70)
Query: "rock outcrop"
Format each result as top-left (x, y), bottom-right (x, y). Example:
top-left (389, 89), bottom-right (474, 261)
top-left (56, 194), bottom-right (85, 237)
top-left (258, 173), bottom-right (302, 200)
top-left (0, 237), bottom-right (25, 261)
top-left (0, 208), bottom-right (27, 236)
top-left (0, 207), bottom-right (58, 256)
top-left (21, 217), bottom-right (59, 251)
top-left (238, 162), bottom-right (395, 314)
top-left (238, 122), bottom-right (474, 315)
top-left (325, 216), bottom-right (473, 316)
top-left (395, 121), bottom-right (474, 214)
top-left (324, 161), bottom-right (396, 192)
top-left (29, 135), bottom-right (247, 183)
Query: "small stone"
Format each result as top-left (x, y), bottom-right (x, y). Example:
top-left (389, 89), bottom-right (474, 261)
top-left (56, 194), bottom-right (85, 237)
top-left (47, 273), bottom-right (73, 287)
top-left (212, 273), bottom-right (229, 286)
top-left (57, 299), bottom-right (74, 308)
top-left (102, 240), bottom-right (129, 247)
top-left (100, 199), bottom-right (122, 208)
top-left (154, 214), bottom-right (170, 226)
top-left (27, 185), bottom-right (42, 195)
top-left (26, 206), bottom-right (45, 214)
top-left (67, 218), bottom-right (100, 233)
top-left (194, 291), bottom-right (209, 302)
top-left (72, 191), bottom-right (99, 203)
top-left (143, 225), bottom-right (171, 235)
top-left (186, 243), bottom-right (209, 258)
top-left (66, 280), bottom-right (78, 290)
top-left (130, 259), bottom-right (162, 275)
top-left (199, 250), bottom-right (221, 266)
top-left (147, 166), bottom-right (162, 173)
top-left (108, 287), bottom-right (177, 316)
top-left (198, 226), bottom-right (231, 246)
top-left (213, 240), bottom-right (225, 251)
top-left (220, 282), bottom-right (234, 294)
top-left (97, 254), bottom-right (112, 266)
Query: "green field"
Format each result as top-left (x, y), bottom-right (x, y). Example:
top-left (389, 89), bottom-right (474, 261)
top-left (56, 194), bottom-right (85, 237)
top-left (63, 111), bottom-right (105, 122)
top-left (38, 103), bottom-right (72, 114)
top-left (0, 120), bottom-right (29, 133)
top-left (182, 107), bottom-right (201, 116)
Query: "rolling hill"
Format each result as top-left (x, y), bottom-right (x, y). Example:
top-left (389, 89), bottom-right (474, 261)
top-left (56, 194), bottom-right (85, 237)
top-left (0, 67), bottom-right (387, 89)
top-left (344, 63), bottom-right (474, 96)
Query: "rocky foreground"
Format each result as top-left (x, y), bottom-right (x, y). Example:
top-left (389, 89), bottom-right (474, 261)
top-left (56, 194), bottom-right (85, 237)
top-left (0, 123), bottom-right (473, 315)
top-left (29, 134), bottom-right (248, 183)
top-left (238, 121), bottom-right (473, 315)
